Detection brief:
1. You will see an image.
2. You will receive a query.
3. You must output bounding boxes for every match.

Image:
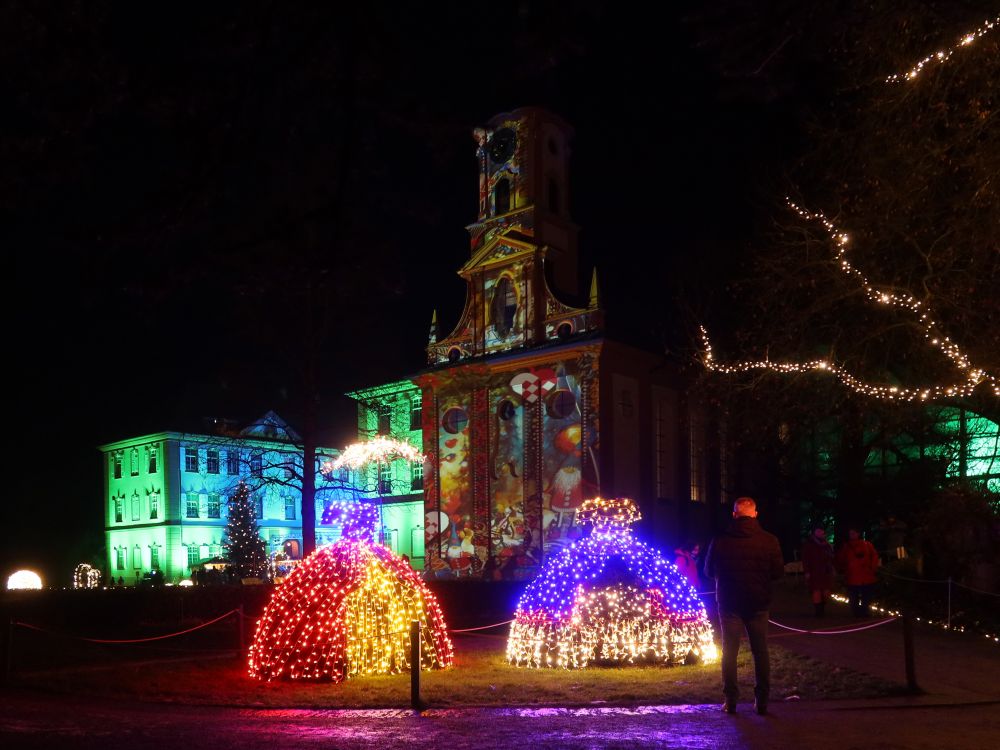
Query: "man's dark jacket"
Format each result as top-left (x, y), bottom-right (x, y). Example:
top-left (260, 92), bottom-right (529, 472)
top-left (705, 516), bottom-right (785, 612)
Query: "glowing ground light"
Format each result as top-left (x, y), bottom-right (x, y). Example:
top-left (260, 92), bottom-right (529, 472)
top-left (248, 501), bottom-right (453, 681)
top-left (73, 563), bottom-right (101, 590)
top-left (507, 497), bottom-right (717, 669)
top-left (7, 569), bottom-right (43, 590)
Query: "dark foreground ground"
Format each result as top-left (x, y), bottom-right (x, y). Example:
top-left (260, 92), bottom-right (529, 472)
top-left (2, 689), bottom-right (999, 750)
top-left (2, 579), bottom-right (998, 749)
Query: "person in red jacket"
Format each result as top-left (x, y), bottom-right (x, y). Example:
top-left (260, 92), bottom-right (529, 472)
top-left (673, 540), bottom-right (702, 594)
top-left (836, 528), bottom-right (880, 617)
top-left (801, 526), bottom-right (835, 617)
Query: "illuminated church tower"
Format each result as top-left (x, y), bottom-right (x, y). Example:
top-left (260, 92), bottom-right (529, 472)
top-left (354, 108), bottom-right (703, 581)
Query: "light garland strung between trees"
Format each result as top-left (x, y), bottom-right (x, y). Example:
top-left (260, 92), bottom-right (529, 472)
top-left (885, 15), bottom-right (998, 83)
top-left (700, 200), bottom-right (998, 401)
top-left (700, 11), bottom-right (1000, 402)
top-left (506, 497), bottom-right (717, 669)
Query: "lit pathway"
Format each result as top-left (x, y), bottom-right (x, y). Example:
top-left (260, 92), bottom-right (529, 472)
top-left (2, 690), bottom-right (999, 749)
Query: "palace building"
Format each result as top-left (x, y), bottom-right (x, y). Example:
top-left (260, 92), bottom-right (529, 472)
top-left (352, 108), bottom-right (718, 581)
top-left (100, 412), bottom-right (353, 584)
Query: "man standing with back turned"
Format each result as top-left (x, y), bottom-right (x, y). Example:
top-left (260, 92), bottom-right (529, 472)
top-left (705, 496), bottom-right (785, 715)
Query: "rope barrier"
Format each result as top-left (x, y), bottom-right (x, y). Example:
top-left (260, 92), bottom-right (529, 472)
top-left (767, 616), bottom-right (898, 635)
top-left (879, 569), bottom-right (1000, 597)
top-left (952, 581), bottom-right (1000, 598)
top-left (449, 618), bottom-right (515, 633)
top-left (880, 570), bottom-right (949, 584)
top-left (14, 609), bottom-right (240, 644)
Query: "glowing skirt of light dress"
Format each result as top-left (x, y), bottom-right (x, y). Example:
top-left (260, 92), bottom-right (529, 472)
top-left (248, 539), bottom-right (453, 681)
top-left (506, 533), bottom-right (717, 668)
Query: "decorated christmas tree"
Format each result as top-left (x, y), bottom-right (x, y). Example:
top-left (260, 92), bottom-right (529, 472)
top-left (507, 497), bottom-right (717, 669)
top-left (223, 481), bottom-right (268, 580)
top-left (248, 501), bottom-right (453, 681)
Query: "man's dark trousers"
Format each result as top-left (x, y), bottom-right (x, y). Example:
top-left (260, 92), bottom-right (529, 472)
top-left (719, 608), bottom-right (769, 704)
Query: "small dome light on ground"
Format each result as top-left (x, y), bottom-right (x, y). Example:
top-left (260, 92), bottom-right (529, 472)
top-left (7, 569), bottom-right (43, 590)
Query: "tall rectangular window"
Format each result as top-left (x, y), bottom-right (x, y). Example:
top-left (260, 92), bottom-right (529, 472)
top-left (284, 496), bottom-right (296, 520)
top-left (150, 546), bottom-right (160, 569)
top-left (208, 493), bottom-right (221, 519)
top-left (186, 492), bottom-right (199, 519)
top-left (411, 460), bottom-right (424, 491)
top-left (149, 492), bottom-right (159, 520)
top-left (113, 452), bottom-right (123, 479)
top-left (133, 545), bottom-right (142, 570)
top-left (206, 450), bottom-right (220, 474)
top-left (378, 405), bottom-right (391, 435)
top-left (131, 493), bottom-right (140, 521)
top-left (379, 463), bottom-right (392, 495)
top-left (130, 448), bottom-right (139, 476)
top-left (114, 496), bottom-right (123, 523)
top-left (284, 456), bottom-right (295, 479)
top-left (148, 446), bottom-right (157, 473)
top-left (254, 494), bottom-right (264, 520)
top-left (116, 547), bottom-right (126, 570)
top-left (187, 545), bottom-right (199, 568)
top-left (410, 399), bottom-right (422, 430)
top-left (185, 447), bottom-right (199, 473)
top-left (226, 449), bottom-right (240, 474)
top-left (251, 453), bottom-right (262, 477)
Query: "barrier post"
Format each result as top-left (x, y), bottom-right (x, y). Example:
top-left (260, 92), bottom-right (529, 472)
top-left (946, 577), bottom-right (952, 630)
top-left (410, 620), bottom-right (423, 711)
top-left (3, 617), bottom-right (12, 685)
top-left (902, 606), bottom-right (920, 693)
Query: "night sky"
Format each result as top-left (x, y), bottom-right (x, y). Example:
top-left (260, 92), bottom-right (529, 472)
top-left (5, 1), bottom-right (820, 581)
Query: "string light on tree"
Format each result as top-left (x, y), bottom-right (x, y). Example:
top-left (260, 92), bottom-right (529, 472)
top-left (248, 500), bottom-right (453, 681)
top-left (324, 437), bottom-right (426, 545)
top-left (506, 497), bottom-right (717, 669)
top-left (326, 436), bottom-right (424, 472)
top-left (700, 201), bottom-right (999, 401)
top-left (886, 15), bottom-right (998, 83)
top-left (224, 480), bottom-right (269, 580)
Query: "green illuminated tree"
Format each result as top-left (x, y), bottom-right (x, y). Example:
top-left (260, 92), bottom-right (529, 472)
top-left (224, 481), bottom-right (269, 579)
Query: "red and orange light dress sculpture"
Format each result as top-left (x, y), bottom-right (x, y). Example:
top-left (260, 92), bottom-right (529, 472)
top-left (506, 497), bottom-right (717, 668)
top-left (248, 501), bottom-right (453, 681)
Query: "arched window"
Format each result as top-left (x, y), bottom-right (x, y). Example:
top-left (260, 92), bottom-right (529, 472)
top-left (494, 178), bottom-right (510, 215)
top-left (491, 276), bottom-right (518, 337)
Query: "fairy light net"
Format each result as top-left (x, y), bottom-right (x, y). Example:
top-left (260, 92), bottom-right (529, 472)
top-left (507, 497), bottom-right (717, 669)
top-left (248, 501), bottom-right (453, 681)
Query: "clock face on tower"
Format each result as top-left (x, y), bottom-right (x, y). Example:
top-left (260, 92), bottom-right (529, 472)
top-left (488, 128), bottom-right (516, 165)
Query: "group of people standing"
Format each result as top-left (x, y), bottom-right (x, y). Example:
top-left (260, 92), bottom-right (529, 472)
top-left (676, 499), bottom-right (884, 716)
top-left (801, 525), bottom-right (881, 618)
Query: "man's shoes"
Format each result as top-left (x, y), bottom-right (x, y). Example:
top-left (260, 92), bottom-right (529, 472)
top-left (754, 699), bottom-right (768, 716)
top-left (722, 701), bottom-right (737, 714)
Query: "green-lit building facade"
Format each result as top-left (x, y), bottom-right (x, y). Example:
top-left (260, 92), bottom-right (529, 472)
top-left (347, 379), bottom-right (427, 568)
top-left (100, 412), bottom-right (353, 584)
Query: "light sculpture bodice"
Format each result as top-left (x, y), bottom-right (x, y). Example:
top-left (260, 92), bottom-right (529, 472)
top-left (248, 501), bottom-right (453, 681)
top-left (506, 497), bottom-right (717, 668)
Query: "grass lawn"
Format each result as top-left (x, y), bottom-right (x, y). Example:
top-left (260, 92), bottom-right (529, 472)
top-left (14, 633), bottom-right (899, 709)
